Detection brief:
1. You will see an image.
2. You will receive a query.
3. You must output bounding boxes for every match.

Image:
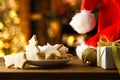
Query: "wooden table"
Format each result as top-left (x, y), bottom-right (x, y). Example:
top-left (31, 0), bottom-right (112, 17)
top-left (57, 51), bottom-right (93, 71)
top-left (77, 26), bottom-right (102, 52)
top-left (0, 56), bottom-right (120, 80)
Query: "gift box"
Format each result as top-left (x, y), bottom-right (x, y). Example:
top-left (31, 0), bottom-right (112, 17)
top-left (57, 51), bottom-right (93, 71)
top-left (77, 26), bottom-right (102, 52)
top-left (97, 46), bottom-right (120, 69)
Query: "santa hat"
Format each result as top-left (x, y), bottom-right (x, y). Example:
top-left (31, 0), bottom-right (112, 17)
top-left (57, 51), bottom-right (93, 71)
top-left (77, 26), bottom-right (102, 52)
top-left (69, 9), bottom-right (96, 64)
top-left (70, 0), bottom-right (120, 66)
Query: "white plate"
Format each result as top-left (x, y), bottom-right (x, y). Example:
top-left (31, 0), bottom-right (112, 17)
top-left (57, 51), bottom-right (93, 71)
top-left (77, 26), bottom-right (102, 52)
top-left (27, 58), bottom-right (72, 67)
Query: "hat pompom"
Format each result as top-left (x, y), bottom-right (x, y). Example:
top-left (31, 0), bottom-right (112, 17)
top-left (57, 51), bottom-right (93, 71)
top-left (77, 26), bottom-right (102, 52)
top-left (69, 10), bottom-right (96, 34)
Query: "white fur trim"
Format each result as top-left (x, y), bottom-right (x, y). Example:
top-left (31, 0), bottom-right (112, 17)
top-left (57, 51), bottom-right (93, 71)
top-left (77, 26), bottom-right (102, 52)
top-left (76, 41), bottom-right (89, 60)
top-left (76, 41), bottom-right (96, 60)
top-left (69, 10), bottom-right (96, 34)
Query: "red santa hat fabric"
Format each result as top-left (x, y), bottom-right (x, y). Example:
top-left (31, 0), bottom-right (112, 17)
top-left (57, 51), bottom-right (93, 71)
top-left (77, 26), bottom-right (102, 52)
top-left (81, 0), bottom-right (120, 47)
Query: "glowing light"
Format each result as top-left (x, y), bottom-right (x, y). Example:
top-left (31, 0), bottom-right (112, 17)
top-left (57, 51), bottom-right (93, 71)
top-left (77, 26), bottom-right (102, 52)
top-left (13, 17), bottom-right (20, 24)
top-left (48, 21), bottom-right (60, 38)
top-left (31, 13), bottom-right (42, 20)
top-left (0, 22), bottom-right (4, 29)
top-left (4, 42), bottom-right (11, 49)
top-left (67, 35), bottom-right (75, 46)
top-left (0, 0), bottom-right (26, 57)
top-left (0, 41), bottom-right (4, 48)
top-left (63, 0), bottom-right (77, 6)
top-left (50, 21), bottom-right (60, 32)
top-left (9, 10), bottom-right (17, 18)
top-left (0, 52), bottom-right (5, 57)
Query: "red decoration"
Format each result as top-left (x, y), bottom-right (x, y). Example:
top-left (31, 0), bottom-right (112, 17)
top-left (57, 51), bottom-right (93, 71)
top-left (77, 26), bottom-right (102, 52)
top-left (81, 0), bottom-right (120, 47)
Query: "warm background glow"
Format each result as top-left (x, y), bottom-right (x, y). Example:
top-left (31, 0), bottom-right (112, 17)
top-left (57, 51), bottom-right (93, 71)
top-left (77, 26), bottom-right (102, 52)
top-left (0, 0), bottom-right (97, 56)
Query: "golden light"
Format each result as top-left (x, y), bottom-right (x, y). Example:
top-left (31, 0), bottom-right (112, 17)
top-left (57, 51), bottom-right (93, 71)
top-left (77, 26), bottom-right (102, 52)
top-left (31, 13), bottom-right (42, 20)
top-left (0, 22), bottom-right (4, 29)
top-left (67, 35), bottom-right (75, 47)
top-left (13, 17), bottom-right (20, 24)
top-left (48, 21), bottom-right (60, 38)
top-left (4, 42), bottom-right (11, 49)
top-left (0, 41), bottom-right (5, 57)
top-left (3, 32), bottom-right (9, 39)
top-left (63, 0), bottom-right (77, 6)
top-left (9, 10), bottom-right (17, 18)
top-left (0, 52), bottom-right (5, 57)
top-left (0, 40), bottom-right (4, 48)
top-left (50, 21), bottom-right (60, 32)
top-left (0, 0), bottom-right (27, 57)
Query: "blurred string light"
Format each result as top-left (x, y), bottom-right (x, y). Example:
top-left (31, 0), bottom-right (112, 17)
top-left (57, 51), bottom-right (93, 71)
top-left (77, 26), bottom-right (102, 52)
top-left (67, 35), bottom-right (75, 47)
top-left (0, 0), bottom-right (26, 57)
top-left (62, 34), bottom-right (86, 47)
top-left (63, 0), bottom-right (79, 6)
top-left (48, 21), bottom-right (60, 38)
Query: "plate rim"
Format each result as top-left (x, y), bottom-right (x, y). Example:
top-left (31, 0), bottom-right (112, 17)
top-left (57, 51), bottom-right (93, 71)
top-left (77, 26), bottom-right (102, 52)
top-left (27, 57), bottom-right (72, 67)
top-left (27, 58), bottom-right (72, 62)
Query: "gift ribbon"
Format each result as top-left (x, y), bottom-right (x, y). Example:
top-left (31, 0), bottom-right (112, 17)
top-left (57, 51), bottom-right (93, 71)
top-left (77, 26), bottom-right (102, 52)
top-left (111, 44), bottom-right (120, 74)
top-left (97, 35), bottom-right (120, 74)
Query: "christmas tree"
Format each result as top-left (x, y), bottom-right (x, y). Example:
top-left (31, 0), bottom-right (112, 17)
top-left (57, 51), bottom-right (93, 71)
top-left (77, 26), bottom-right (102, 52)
top-left (0, 0), bottom-right (26, 57)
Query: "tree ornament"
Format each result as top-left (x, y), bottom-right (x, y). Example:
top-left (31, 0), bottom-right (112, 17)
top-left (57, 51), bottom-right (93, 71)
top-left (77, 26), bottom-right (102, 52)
top-left (82, 48), bottom-right (97, 66)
